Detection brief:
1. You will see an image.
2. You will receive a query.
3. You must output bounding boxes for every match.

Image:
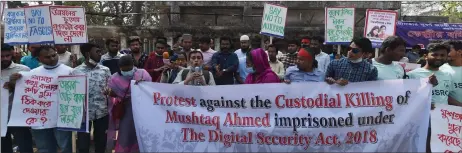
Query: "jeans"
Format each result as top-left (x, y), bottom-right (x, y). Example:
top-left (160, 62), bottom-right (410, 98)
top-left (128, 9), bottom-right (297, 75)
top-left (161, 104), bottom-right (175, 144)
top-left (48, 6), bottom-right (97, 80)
top-left (77, 115), bottom-right (109, 153)
top-left (1, 127), bottom-right (34, 153)
top-left (31, 128), bottom-right (72, 153)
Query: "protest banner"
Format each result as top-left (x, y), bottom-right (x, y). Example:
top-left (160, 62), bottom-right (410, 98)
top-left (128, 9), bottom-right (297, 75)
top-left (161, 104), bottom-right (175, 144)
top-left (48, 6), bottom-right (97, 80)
top-left (325, 7), bottom-right (355, 44)
top-left (430, 104), bottom-right (462, 152)
top-left (397, 62), bottom-right (421, 72)
top-left (24, 5), bottom-right (54, 44)
top-left (260, 3), bottom-right (287, 38)
top-left (50, 6), bottom-right (88, 44)
top-left (132, 79), bottom-right (431, 152)
top-left (8, 72), bottom-right (58, 128)
top-left (1, 81), bottom-right (9, 137)
top-left (364, 9), bottom-right (398, 48)
top-left (57, 75), bottom-right (87, 130)
top-left (396, 21), bottom-right (462, 49)
top-left (3, 8), bottom-right (28, 44)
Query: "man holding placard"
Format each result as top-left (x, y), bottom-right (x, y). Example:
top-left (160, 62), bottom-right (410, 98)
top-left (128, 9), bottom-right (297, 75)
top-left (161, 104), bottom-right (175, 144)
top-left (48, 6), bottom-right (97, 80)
top-left (1, 44), bottom-right (34, 153)
top-left (72, 43), bottom-right (111, 153)
top-left (10, 46), bottom-right (73, 153)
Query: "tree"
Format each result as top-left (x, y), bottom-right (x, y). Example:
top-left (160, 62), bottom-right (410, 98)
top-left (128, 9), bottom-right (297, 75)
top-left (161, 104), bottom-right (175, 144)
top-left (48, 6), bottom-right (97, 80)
top-left (440, 2), bottom-right (462, 23)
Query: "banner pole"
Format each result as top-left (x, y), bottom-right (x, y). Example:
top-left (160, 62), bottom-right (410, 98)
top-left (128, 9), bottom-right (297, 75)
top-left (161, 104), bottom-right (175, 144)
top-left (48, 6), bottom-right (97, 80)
top-left (270, 36), bottom-right (273, 44)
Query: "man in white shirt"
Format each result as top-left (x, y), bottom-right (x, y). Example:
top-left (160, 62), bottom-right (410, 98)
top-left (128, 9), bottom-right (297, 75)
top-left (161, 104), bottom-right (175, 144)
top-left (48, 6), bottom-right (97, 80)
top-left (1, 44), bottom-right (34, 153)
top-left (310, 36), bottom-right (330, 73)
top-left (235, 35), bottom-right (252, 83)
top-left (10, 45), bottom-right (73, 153)
top-left (55, 45), bottom-right (75, 67)
top-left (199, 36), bottom-right (216, 68)
top-left (267, 44), bottom-right (285, 79)
top-left (372, 36), bottom-right (407, 80)
top-left (173, 51), bottom-right (216, 85)
top-left (441, 40), bottom-right (462, 106)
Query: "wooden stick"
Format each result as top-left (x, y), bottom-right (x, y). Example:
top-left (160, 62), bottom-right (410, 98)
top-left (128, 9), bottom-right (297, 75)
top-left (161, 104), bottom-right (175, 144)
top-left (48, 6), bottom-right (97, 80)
top-left (72, 131), bottom-right (77, 153)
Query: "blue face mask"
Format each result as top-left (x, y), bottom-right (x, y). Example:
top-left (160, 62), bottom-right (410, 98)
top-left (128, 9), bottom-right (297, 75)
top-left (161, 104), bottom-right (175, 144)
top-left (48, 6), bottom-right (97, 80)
top-left (121, 68), bottom-right (135, 77)
top-left (246, 67), bottom-right (255, 74)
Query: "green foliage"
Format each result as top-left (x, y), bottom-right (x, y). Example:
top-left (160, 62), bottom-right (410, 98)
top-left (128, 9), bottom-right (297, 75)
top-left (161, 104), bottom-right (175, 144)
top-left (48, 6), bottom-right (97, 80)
top-left (440, 2), bottom-right (462, 23)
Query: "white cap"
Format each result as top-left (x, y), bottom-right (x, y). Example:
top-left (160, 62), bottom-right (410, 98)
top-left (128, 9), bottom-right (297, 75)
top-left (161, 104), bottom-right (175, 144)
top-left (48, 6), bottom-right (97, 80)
top-left (240, 35), bottom-right (250, 41)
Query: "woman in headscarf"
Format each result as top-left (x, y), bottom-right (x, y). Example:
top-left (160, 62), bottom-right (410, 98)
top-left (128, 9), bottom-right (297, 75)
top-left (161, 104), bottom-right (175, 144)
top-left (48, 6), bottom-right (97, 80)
top-left (107, 55), bottom-right (152, 152)
top-left (245, 48), bottom-right (281, 84)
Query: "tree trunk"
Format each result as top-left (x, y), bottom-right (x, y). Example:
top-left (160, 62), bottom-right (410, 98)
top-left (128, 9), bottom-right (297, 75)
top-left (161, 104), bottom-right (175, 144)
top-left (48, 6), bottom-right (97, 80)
top-left (132, 1), bottom-right (143, 26)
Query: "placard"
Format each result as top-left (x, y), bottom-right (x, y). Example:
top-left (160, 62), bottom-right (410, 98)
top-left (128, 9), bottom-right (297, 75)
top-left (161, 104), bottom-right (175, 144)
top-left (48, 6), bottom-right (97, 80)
top-left (57, 75), bottom-right (87, 129)
top-left (50, 6), bottom-right (88, 44)
top-left (3, 8), bottom-right (28, 44)
top-left (1, 81), bottom-right (9, 137)
top-left (24, 5), bottom-right (54, 44)
top-left (260, 3), bottom-right (287, 38)
top-left (325, 7), bottom-right (355, 44)
top-left (132, 79), bottom-right (431, 152)
top-left (430, 104), bottom-right (462, 152)
top-left (364, 9), bottom-right (398, 48)
top-left (8, 72), bottom-right (58, 128)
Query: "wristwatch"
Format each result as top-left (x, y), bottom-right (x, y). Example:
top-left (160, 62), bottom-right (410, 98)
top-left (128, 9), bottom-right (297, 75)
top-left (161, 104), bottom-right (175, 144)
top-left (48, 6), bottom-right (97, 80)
top-left (222, 69), bottom-right (227, 72)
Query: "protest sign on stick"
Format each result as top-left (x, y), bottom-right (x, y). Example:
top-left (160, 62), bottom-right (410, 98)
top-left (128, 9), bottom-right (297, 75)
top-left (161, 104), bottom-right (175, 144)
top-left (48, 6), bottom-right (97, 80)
top-left (3, 8), bottom-right (28, 44)
top-left (132, 79), bottom-right (432, 152)
top-left (260, 3), bottom-right (287, 39)
top-left (8, 72), bottom-right (59, 128)
top-left (24, 5), bottom-right (54, 44)
top-left (57, 75), bottom-right (87, 129)
top-left (1, 81), bottom-right (9, 137)
top-left (364, 9), bottom-right (398, 48)
top-left (325, 7), bottom-right (355, 44)
top-left (50, 6), bottom-right (88, 44)
top-left (430, 104), bottom-right (462, 153)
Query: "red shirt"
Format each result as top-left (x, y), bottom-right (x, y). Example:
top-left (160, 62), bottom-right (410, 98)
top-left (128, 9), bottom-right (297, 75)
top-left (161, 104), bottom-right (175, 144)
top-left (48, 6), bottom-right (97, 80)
top-left (144, 53), bottom-right (164, 82)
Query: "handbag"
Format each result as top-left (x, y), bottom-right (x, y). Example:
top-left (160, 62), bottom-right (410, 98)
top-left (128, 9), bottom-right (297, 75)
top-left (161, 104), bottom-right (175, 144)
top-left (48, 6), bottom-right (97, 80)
top-left (111, 83), bottom-right (131, 121)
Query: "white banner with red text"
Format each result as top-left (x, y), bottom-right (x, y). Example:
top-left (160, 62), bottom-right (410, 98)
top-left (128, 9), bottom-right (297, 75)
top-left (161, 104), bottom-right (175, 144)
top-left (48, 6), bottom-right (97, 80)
top-left (431, 104), bottom-right (462, 153)
top-left (132, 79), bottom-right (431, 152)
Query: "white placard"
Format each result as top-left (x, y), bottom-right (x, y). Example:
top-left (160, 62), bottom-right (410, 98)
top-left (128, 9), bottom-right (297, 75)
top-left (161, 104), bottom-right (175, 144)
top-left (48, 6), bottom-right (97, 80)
top-left (132, 79), bottom-right (431, 152)
top-left (1, 81), bottom-right (9, 137)
top-left (57, 75), bottom-right (87, 129)
top-left (430, 104), bottom-right (462, 152)
top-left (3, 8), bottom-right (28, 44)
top-left (24, 5), bottom-right (54, 44)
top-left (364, 9), bottom-right (398, 47)
top-left (260, 3), bottom-right (287, 38)
top-left (325, 7), bottom-right (355, 43)
top-left (50, 6), bottom-right (88, 44)
top-left (8, 72), bottom-right (59, 128)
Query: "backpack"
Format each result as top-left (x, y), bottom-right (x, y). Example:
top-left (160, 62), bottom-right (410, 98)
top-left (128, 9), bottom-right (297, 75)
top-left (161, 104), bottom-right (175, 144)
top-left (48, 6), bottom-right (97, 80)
top-left (181, 69), bottom-right (210, 84)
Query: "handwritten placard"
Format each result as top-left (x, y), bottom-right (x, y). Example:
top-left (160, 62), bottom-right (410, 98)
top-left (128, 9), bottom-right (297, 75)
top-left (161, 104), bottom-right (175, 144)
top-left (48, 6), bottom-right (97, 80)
top-left (431, 104), bottom-right (462, 152)
top-left (325, 7), bottom-right (355, 43)
top-left (259, 3), bottom-right (287, 38)
top-left (3, 8), bottom-right (28, 44)
top-left (8, 72), bottom-right (58, 128)
top-left (364, 9), bottom-right (398, 48)
top-left (24, 5), bottom-right (54, 44)
top-left (1, 81), bottom-right (9, 137)
top-left (50, 6), bottom-right (88, 44)
top-left (57, 75), bottom-right (86, 129)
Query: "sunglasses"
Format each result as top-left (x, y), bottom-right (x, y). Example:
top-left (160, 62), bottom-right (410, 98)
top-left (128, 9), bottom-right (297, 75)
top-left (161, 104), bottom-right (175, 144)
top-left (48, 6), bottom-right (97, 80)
top-left (347, 47), bottom-right (361, 54)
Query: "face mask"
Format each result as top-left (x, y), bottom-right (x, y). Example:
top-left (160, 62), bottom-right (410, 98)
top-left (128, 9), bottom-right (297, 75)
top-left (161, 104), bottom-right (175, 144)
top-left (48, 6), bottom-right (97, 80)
top-left (349, 58), bottom-right (363, 63)
top-left (246, 67), bottom-right (255, 74)
top-left (121, 68), bottom-right (135, 77)
top-left (88, 58), bottom-right (98, 65)
top-left (43, 63), bottom-right (60, 69)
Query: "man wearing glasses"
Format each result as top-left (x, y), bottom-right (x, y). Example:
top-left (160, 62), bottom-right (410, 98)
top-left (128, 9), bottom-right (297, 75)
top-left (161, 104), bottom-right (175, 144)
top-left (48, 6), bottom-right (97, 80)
top-left (325, 37), bottom-right (378, 86)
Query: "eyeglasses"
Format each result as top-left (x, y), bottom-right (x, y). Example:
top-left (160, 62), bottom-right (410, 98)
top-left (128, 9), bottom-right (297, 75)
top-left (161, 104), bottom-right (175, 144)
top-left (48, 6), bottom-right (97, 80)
top-left (347, 47), bottom-right (361, 54)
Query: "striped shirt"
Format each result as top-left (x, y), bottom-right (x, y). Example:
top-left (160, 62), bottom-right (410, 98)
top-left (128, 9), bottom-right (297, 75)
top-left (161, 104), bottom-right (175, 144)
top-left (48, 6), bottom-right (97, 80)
top-left (326, 58), bottom-right (378, 82)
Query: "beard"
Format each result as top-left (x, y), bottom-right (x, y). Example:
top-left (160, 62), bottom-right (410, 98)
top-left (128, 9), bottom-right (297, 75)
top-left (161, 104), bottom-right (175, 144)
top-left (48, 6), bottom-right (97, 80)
top-left (220, 48), bottom-right (229, 52)
top-left (1, 61), bottom-right (11, 69)
top-left (428, 60), bottom-right (445, 68)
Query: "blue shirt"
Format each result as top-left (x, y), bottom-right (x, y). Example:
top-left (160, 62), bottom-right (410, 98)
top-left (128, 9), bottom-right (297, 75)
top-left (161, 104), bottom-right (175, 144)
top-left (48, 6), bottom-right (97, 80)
top-left (20, 56), bottom-right (40, 69)
top-left (284, 66), bottom-right (325, 82)
top-left (326, 58), bottom-right (378, 82)
top-left (406, 51), bottom-right (420, 63)
top-left (211, 51), bottom-right (239, 85)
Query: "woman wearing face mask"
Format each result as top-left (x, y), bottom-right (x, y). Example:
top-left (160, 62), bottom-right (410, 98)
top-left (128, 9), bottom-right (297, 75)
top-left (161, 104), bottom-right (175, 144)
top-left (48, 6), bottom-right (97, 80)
top-left (107, 55), bottom-right (151, 153)
top-left (245, 48), bottom-right (281, 84)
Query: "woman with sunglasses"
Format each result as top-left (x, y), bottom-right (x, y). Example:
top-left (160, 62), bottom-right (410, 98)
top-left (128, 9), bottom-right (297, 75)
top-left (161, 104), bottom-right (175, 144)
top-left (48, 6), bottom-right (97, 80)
top-left (325, 37), bottom-right (378, 86)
